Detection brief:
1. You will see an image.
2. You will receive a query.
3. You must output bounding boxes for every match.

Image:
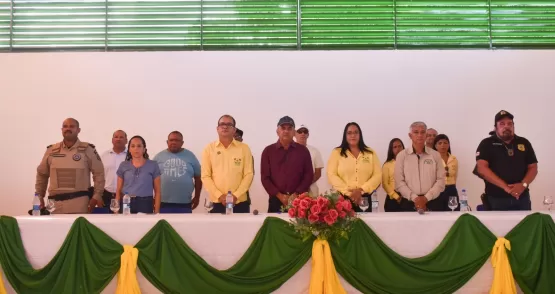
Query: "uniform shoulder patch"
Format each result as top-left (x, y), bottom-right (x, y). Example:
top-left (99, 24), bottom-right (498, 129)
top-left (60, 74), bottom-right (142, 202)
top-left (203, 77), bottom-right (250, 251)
top-left (89, 143), bottom-right (96, 148)
top-left (46, 144), bottom-right (52, 149)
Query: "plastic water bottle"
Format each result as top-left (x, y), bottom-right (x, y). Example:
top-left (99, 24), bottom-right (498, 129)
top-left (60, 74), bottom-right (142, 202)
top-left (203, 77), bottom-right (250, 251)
top-left (226, 191), bottom-right (234, 215)
top-left (123, 193), bottom-right (131, 215)
top-left (32, 193), bottom-right (41, 216)
top-left (460, 189), bottom-right (470, 212)
top-left (371, 191), bottom-right (379, 213)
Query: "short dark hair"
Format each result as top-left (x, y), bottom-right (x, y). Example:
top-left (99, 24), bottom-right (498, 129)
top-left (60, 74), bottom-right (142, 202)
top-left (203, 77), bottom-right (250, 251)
top-left (168, 131), bottom-right (183, 140)
top-left (235, 128), bottom-right (243, 137)
top-left (218, 114), bottom-right (236, 127)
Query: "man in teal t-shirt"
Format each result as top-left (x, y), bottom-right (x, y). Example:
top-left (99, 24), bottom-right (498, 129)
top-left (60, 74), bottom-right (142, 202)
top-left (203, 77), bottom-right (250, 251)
top-left (153, 131), bottom-right (202, 213)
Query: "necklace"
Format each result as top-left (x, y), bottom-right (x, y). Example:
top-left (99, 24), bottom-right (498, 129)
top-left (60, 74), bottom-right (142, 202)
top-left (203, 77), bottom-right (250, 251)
top-left (503, 142), bottom-right (514, 157)
top-left (496, 135), bottom-right (515, 156)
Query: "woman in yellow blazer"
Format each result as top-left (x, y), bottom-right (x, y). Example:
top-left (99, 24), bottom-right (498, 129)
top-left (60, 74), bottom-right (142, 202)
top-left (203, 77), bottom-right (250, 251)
top-left (434, 134), bottom-right (459, 211)
top-left (327, 122), bottom-right (382, 212)
top-left (382, 138), bottom-right (405, 212)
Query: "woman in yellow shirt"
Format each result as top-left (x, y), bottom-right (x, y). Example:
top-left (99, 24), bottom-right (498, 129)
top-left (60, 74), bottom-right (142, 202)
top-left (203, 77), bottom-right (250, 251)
top-left (327, 122), bottom-right (382, 212)
top-left (382, 138), bottom-right (405, 212)
top-left (434, 134), bottom-right (459, 211)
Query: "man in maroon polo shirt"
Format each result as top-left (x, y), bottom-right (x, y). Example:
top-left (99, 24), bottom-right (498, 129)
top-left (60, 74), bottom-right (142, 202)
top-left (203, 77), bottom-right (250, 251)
top-left (261, 116), bottom-right (314, 213)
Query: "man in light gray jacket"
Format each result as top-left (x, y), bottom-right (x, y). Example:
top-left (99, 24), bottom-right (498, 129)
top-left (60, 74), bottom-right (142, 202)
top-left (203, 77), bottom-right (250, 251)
top-left (395, 121), bottom-right (446, 212)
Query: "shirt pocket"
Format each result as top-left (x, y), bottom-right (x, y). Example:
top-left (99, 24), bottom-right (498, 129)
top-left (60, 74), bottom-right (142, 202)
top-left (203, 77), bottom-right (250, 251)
top-left (425, 158), bottom-right (438, 181)
top-left (231, 156), bottom-right (244, 174)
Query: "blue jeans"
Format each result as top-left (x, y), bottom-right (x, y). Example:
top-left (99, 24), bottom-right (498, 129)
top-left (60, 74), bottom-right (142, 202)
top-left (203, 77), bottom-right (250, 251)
top-left (487, 191), bottom-right (531, 211)
top-left (160, 202), bottom-right (192, 213)
top-left (119, 196), bottom-right (154, 214)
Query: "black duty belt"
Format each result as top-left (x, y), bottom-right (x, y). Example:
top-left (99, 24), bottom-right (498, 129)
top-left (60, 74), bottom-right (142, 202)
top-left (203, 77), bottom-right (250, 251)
top-left (48, 191), bottom-right (89, 201)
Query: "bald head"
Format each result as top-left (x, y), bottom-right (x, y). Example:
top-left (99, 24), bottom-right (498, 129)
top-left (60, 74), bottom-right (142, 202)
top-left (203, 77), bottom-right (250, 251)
top-left (61, 118), bottom-right (80, 141)
top-left (112, 130), bottom-right (128, 151)
top-left (63, 118), bottom-right (79, 128)
top-left (426, 128), bottom-right (438, 148)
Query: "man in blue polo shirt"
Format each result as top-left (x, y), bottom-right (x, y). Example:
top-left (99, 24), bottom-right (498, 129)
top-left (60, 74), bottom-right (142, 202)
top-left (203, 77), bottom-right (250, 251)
top-left (153, 131), bottom-right (202, 213)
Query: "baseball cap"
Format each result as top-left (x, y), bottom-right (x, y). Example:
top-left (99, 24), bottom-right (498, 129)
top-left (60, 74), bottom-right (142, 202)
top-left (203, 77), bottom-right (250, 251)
top-left (296, 124), bottom-right (309, 131)
top-left (495, 110), bottom-right (514, 124)
top-left (277, 116), bottom-right (295, 128)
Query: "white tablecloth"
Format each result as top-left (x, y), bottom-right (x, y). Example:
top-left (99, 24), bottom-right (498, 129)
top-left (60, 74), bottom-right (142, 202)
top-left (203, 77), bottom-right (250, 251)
top-left (2, 211), bottom-right (552, 293)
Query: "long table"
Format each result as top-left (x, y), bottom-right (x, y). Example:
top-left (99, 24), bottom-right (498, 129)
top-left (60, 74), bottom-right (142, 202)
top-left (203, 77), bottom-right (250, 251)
top-left (3, 211), bottom-right (550, 293)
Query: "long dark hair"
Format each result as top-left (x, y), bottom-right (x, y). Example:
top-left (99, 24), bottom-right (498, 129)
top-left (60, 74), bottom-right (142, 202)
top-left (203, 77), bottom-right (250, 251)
top-left (338, 122), bottom-right (371, 157)
top-left (385, 138), bottom-right (404, 163)
top-left (433, 134), bottom-right (452, 154)
top-left (126, 135), bottom-right (150, 161)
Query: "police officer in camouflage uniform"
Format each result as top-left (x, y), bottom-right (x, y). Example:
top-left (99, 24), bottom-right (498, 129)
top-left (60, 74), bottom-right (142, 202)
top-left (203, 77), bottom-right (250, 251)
top-left (35, 118), bottom-right (105, 213)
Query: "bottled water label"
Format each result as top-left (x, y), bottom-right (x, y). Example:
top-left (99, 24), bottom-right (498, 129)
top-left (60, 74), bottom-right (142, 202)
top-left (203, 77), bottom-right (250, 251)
top-left (226, 203), bottom-right (233, 209)
top-left (33, 204), bottom-right (40, 210)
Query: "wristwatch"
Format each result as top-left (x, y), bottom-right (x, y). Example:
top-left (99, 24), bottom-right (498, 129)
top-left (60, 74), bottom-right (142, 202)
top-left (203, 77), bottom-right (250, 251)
top-left (522, 182), bottom-right (528, 188)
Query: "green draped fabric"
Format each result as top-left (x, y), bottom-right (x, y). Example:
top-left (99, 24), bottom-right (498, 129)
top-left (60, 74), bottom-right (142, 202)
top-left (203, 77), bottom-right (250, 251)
top-left (135, 217), bottom-right (313, 294)
top-left (506, 212), bottom-right (555, 294)
top-left (0, 216), bottom-right (122, 294)
top-left (0, 213), bottom-right (554, 294)
top-left (330, 214), bottom-right (497, 294)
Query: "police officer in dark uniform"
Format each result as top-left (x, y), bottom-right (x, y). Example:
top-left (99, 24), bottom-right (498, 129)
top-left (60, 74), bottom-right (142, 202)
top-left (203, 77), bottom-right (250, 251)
top-left (475, 110), bottom-right (538, 210)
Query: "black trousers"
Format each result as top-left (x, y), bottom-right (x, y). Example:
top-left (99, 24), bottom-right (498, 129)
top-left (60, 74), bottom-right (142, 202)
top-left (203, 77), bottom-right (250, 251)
top-left (437, 185), bottom-right (460, 211)
top-left (211, 201), bottom-right (250, 213)
top-left (268, 196), bottom-right (284, 213)
top-left (102, 190), bottom-right (116, 207)
top-left (487, 191), bottom-right (531, 211)
top-left (350, 193), bottom-right (372, 213)
top-left (384, 194), bottom-right (403, 212)
top-left (399, 196), bottom-right (445, 212)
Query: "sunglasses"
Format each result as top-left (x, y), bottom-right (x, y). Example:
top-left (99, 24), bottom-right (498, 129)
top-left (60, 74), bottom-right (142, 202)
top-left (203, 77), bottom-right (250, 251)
top-left (218, 122), bottom-right (235, 128)
top-left (297, 129), bottom-right (308, 134)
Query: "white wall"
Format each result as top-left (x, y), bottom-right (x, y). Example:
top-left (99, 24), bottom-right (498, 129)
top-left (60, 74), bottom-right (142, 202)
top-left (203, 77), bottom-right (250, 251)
top-left (0, 50), bottom-right (552, 216)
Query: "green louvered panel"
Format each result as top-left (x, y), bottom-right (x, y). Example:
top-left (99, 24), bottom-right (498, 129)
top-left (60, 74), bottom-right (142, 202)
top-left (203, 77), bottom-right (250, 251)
top-left (301, 0), bottom-right (394, 49)
top-left (202, 0), bottom-right (297, 49)
top-left (491, 0), bottom-right (555, 48)
top-left (0, 0), bottom-right (10, 49)
top-left (108, 0), bottom-right (201, 48)
top-left (12, 0), bottom-right (105, 48)
top-left (396, 0), bottom-right (490, 48)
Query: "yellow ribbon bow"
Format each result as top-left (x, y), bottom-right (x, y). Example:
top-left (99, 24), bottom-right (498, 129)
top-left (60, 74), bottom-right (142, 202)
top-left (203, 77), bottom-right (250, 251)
top-left (0, 269), bottom-right (7, 294)
top-left (309, 239), bottom-right (346, 294)
top-left (489, 237), bottom-right (516, 294)
top-left (116, 245), bottom-right (141, 294)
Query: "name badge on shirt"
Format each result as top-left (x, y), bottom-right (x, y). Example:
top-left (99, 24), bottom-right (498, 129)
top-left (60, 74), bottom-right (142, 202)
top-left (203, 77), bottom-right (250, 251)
top-left (234, 158), bottom-right (242, 166)
top-left (424, 159), bottom-right (433, 165)
top-left (362, 156), bottom-right (370, 163)
top-left (518, 144), bottom-right (525, 151)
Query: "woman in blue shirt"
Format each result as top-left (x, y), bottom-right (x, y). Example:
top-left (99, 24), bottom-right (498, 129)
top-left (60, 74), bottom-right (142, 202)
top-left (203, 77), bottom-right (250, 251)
top-left (116, 135), bottom-right (161, 213)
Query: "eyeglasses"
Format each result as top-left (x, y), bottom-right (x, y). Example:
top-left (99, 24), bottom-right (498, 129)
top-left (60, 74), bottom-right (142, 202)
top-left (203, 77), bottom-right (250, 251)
top-left (296, 130), bottom-right (308, 134)
top-left (445, 166), bottom-right (450, 177)
top-left (218, 123), bottom-right (235, 128)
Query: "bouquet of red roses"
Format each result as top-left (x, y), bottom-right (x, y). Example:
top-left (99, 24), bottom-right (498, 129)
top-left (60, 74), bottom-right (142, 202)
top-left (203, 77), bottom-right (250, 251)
top-left (284, 190), bottom-right (357, 242)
